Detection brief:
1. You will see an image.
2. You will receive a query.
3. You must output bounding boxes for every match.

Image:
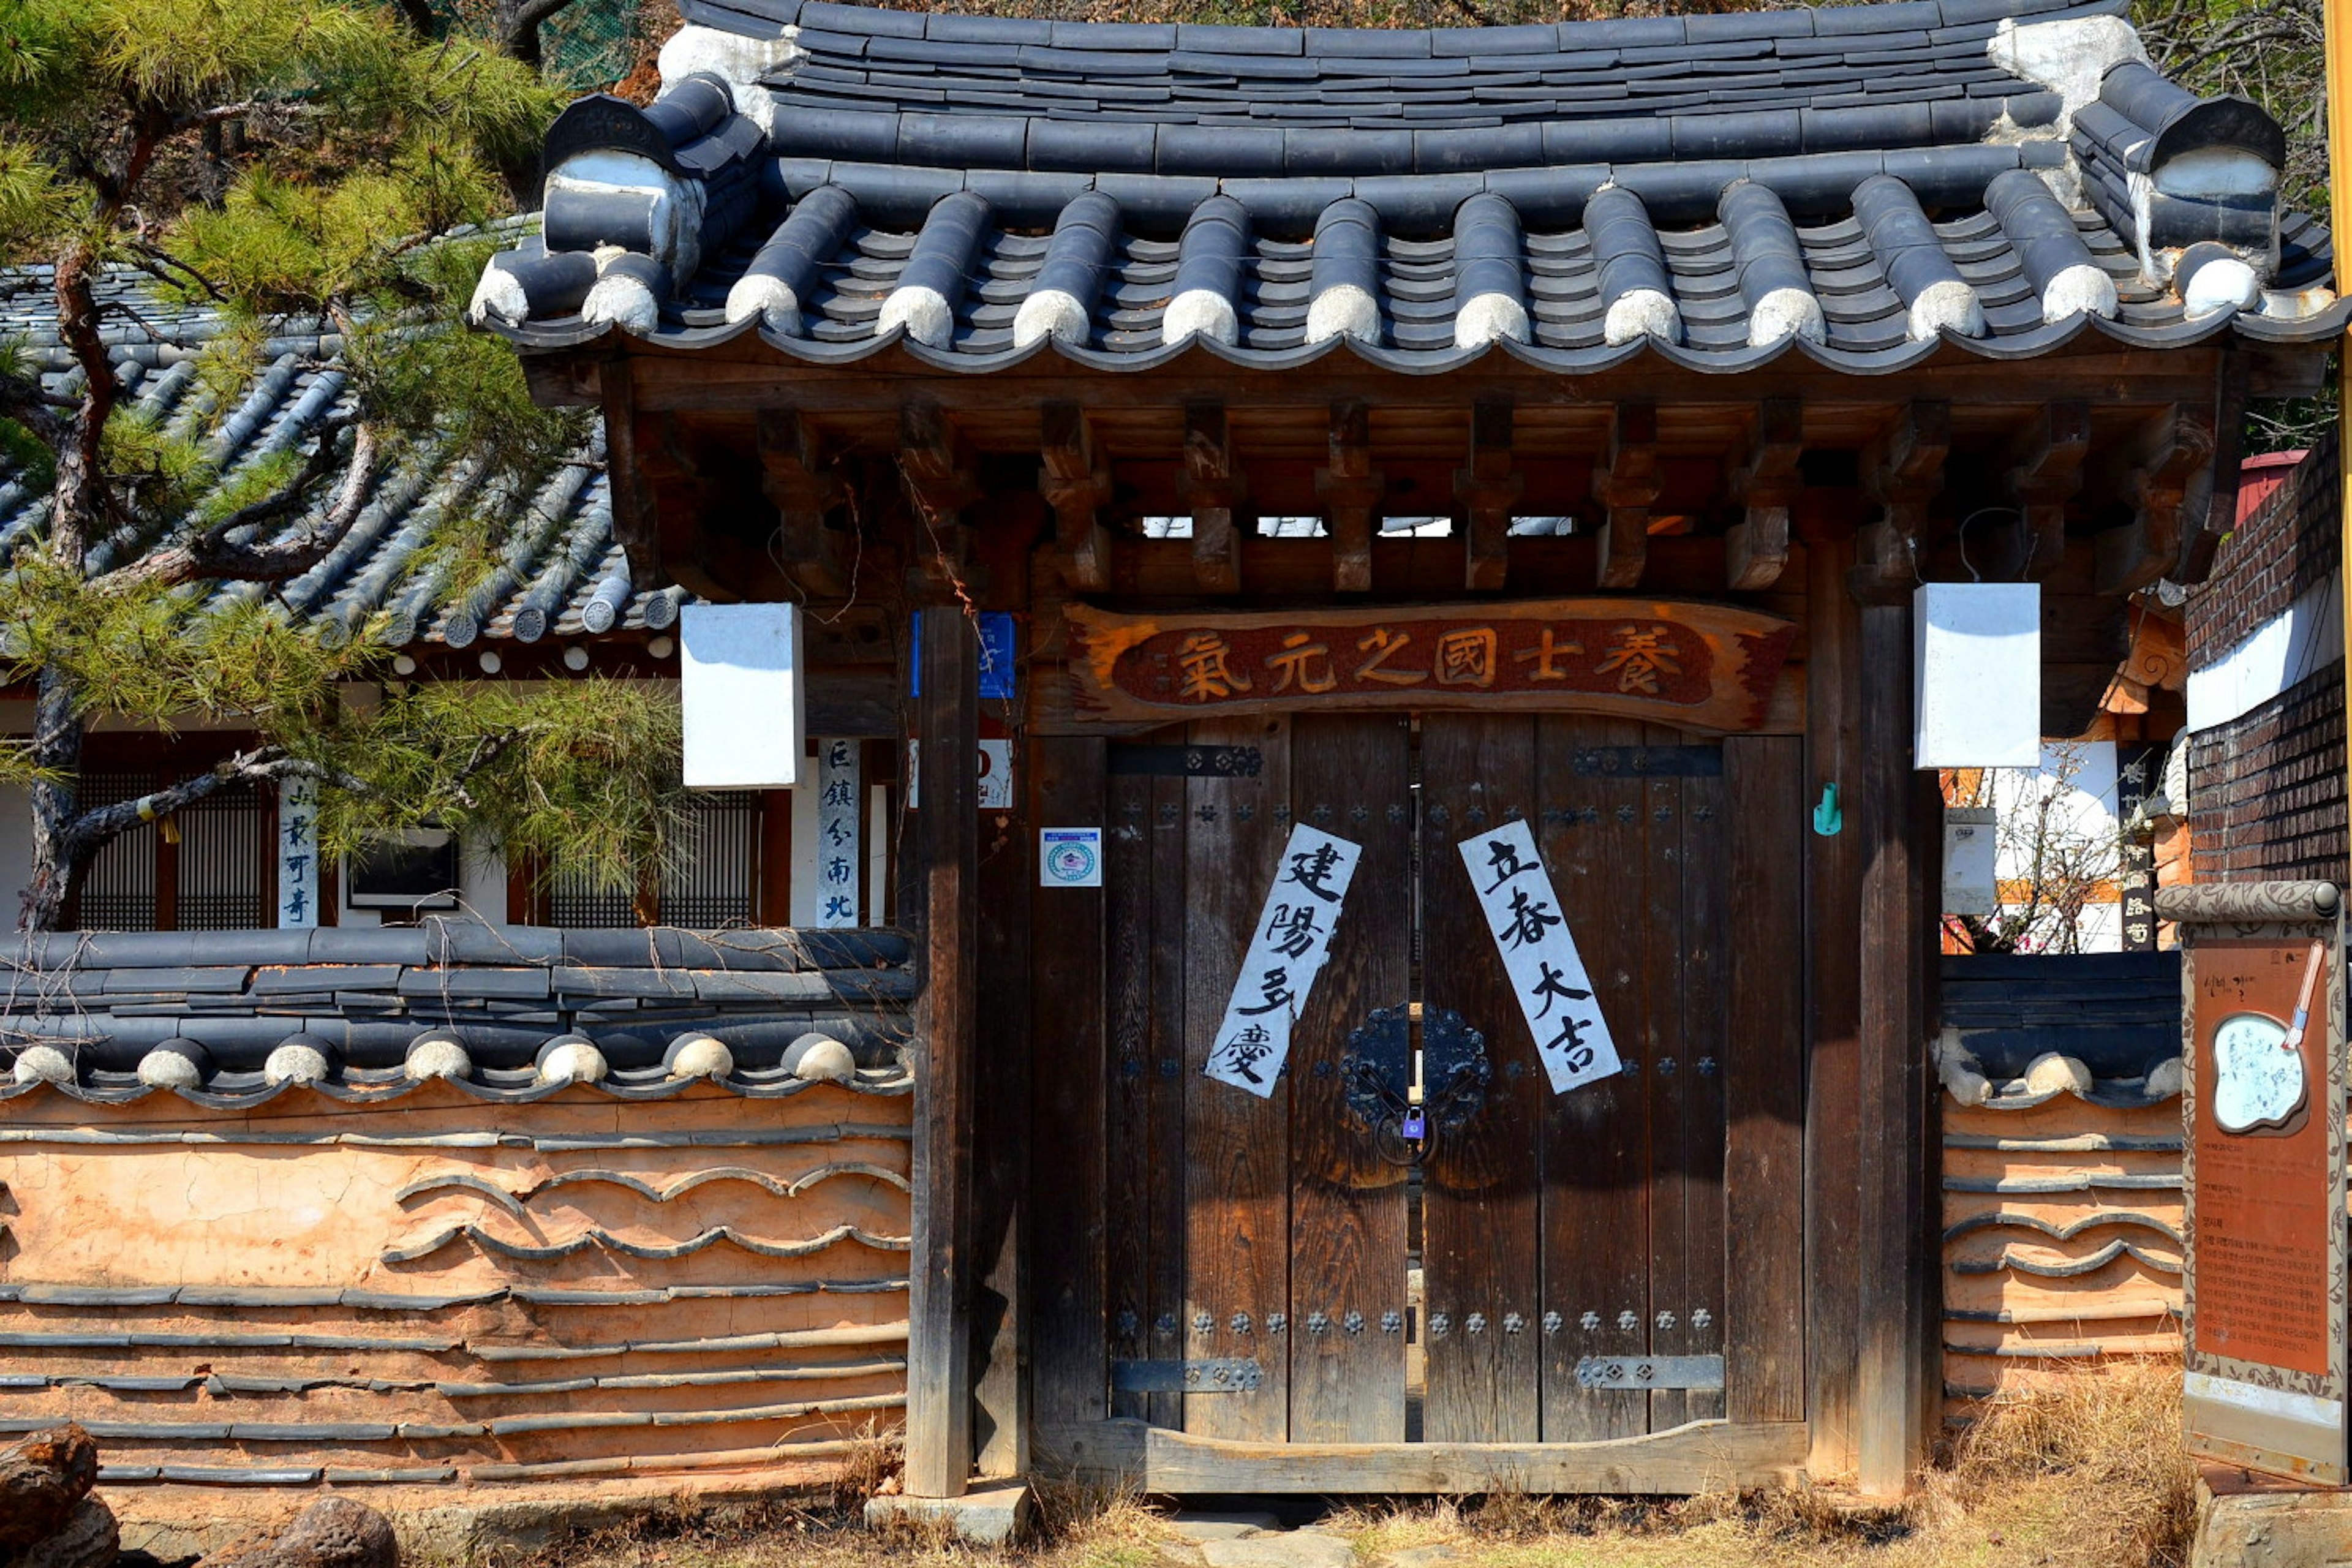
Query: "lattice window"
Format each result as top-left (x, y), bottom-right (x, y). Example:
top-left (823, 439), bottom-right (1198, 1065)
top-left (74, 769), bottom-right (268, 931)
top-left (544, 791), bottom-right (760, 929)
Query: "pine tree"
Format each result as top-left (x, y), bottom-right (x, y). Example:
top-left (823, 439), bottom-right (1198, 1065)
top-left (0, 0), bottom-right (682, 930)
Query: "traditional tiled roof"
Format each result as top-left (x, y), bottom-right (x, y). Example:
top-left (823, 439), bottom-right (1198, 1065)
top-left (472, 0), bottom-right (2345, 373)
top-left (0, 924), bottom-right (912, 1104)
top-left (1936, 950), bottom-right (2182, 1109)
top-left (0, 266), bottom-right (679, 650)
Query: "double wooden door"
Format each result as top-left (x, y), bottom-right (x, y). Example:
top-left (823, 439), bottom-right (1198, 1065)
top-left (1093, 710), bottom-right (1806, 1446)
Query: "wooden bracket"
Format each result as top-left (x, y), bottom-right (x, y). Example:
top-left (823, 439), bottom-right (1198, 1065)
top-left (1850, 400), bottom-right (1950, 604)
top-left (1591, 402), bottom-right (1660, 590)
top-left (1041, 401), bottom-right (1115, 593)
top-left (2000, 401), bottom-right (2089, 582)
top-left (1455, 398), bottom-right (1521, 592)
top-left (600, 361), bottom-right (663, 589)
top-left (2094, 404), bottom-right (2217, 595)
top-left (900, 401), bottom-right (984, 595)
top-left (757, 409), bottom-right (850, 597)
top-left (1724, 399), bottom-right (1803, 591)
top-left (2176, 351), bottom-right (2248, 587)
top-left (1316, 401), bottom-right (1385, 594)
top-left (1181, 402), bottom-right (1243, 593)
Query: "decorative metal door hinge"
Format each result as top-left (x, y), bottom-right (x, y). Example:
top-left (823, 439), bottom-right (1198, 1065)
top-left (1573, 1354), bottom-right (1725, 1391)
top-left (1111, 1358), bottom-right (1264, 1393)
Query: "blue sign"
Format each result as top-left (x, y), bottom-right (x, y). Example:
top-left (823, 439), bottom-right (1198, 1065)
top-left (911, 610), bottom-right (1017, 700)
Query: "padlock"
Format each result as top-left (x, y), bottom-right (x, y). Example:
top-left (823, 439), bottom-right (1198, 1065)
top-left (1401, 1107), bottom-right (1426, 1140)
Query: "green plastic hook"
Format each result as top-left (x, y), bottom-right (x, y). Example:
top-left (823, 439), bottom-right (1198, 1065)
top-left (1811, 782), bottom-right (1843, 837)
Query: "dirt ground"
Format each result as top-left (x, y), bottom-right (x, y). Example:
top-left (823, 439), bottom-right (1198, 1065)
top-left (544, 1365), bottom-right (2198, 1568)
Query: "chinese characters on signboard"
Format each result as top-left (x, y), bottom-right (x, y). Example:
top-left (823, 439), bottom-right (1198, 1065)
top-left (277, 778), bottom-right (319, 929)
top-left (814, 738), bottom-right (861, 929)
top-left (1457, 818), bottom-right (1620, 1094)
top-left (1204, 826), bottom-right (1362, 1098)
top-left (2117, 743), bottom-right (2166, 952)
top-left (1068, 600), bottom-right (1795, 733)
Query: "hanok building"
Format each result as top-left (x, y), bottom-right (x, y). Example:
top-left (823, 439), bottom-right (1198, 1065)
top-left (0, 0), bottom-right (2343, 1515)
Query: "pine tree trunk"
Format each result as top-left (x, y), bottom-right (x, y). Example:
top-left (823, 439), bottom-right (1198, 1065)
top-left (22, 666), bottom-right (87, 933)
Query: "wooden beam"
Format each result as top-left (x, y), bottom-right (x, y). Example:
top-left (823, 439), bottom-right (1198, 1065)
top-left (1455, 397), bottom-right (1521, 591)
top-left (1041, 401), bottom-right (1115, 594)
top-left (2094, 404), bottom-right (2217, 595)
top-left (908, 604), bottom-right (982, 1500)
top-left (1182, 402), bottom-right (1243, 592)
top-left (1316, 401), bottom-right (1385, 594)
top-left (900, 401), bottom-right (984, 597)
top-left (756, 409), bottom-right (849, 597)
top-left (599, 360), bottom-right (663, 588)
top-left (1591, 402), bottom-right (1660, 589)
top-left (2000, 401), bottom-right (2090, 582)
top-left (1852, 401), bottom-right (1950, 603)
top-left (1035, 1419), bottom-right (1811, 1494)
top-left (1724, 399), bottom-right (1804, 590)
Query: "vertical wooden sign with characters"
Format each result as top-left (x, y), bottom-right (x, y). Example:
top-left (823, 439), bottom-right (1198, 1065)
top-left (1205, 825), bottom-right (1362, 1096)
top-left (2163, 881), bottom-right (2350, 1483)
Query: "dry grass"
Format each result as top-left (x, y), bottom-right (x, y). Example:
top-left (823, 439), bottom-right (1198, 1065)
top-left (545, 1364), bottom-right (2198, 1568)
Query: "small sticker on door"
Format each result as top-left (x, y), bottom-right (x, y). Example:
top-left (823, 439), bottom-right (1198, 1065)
top-left (1040, 827), bottom-right (1103, 888)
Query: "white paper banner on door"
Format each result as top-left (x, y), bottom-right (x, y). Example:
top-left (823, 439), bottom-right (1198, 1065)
top-left (1204, 825), bottom-right (1363, 1098)
top-left (1457, 818), bottom-right (1620, 1094)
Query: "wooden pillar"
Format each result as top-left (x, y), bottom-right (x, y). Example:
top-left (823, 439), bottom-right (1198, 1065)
top-left (908, 608), bottom-right (981, 1499)
top-left (1804, 535), bottom-right (1863, 1477)
top-left (1855, 595), bottom-right (1937, 1495)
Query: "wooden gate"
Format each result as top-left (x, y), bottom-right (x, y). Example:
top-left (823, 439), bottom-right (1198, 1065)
top-left (1041, 710), bottom-right (1809, 1487)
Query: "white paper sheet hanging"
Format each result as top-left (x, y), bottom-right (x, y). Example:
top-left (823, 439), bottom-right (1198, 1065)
top-left (1457, 818), bottom-right (1620, 1093)
top-left (1204, 825), bottom-right (1362, 1097)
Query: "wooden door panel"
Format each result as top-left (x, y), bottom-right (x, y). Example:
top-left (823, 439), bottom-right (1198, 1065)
top-left (1182, 715), bottom-right (1294, 1440)
top-left (1724, 735), bottom-right (1809, 1423)
top-left (1287, 714), bottom-right (1414, 1442)
top-left (1145, 770), bottom-right (1191, 1430)
top-left (1106, 764), bottom-right (1155, 1421)
top-left (1537, 716), bottom-right (1652, 1441)
top-left (1676, 757), bottom-right (1731, 1424)
top-left (1640, 759), bottom-right (1694, 1431)
top-left (1420, 713), bottom-right (1544, 1445)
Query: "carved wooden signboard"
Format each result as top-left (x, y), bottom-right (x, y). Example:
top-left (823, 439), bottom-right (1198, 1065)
top-left (2168, 883), bottom-right (2350, 1483)
top-left (1066, 599), bottom-right (1795, 731)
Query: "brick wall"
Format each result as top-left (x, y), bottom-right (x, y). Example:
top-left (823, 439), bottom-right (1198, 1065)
top-left (2188, 674), bottom-right (2347, 881)
top-left (2184, 430), bottom-right (2346, 883)
top-left (2183, 429), bottom-right (2339, 672)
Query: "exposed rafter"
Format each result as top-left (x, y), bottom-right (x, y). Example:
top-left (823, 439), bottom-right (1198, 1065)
top-left (900, 401), bottom-right (984, 595)
top-left (1591, 402), bottom-right (1660, 590)
top-left (1040, 401), bottom-right (1114, 594)
top-left (1316, 401), bottom-right (1385, 594)
top-left (1852, 400), bottom-right (1950, 603)
top-left (757, 408), bottom-right (850, 597)
top-left (2094, 404), bottom-right (2217, 595)
top-left (1182, 402), bottom-right (1243, 593)
top-left (2000, 401), bottom-right (2089, 582)
top-left (1724, 399), bottom-right (1804, 591)
top-left (1455, 398), bottom-right (1521, 592)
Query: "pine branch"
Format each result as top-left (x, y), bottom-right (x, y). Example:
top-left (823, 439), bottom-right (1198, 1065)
top-left (61, 745), bottom-right (330, 849)
top-left (105, 421), bottom-right (380, 589)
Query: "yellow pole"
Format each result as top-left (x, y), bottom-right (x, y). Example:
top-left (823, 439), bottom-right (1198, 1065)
top-left (2336, 0), bottom-right (2352, 864)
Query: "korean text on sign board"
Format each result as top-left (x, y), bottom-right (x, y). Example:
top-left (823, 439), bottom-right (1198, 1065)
top-left (1205, 826), bottom-right (1363, 1098)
